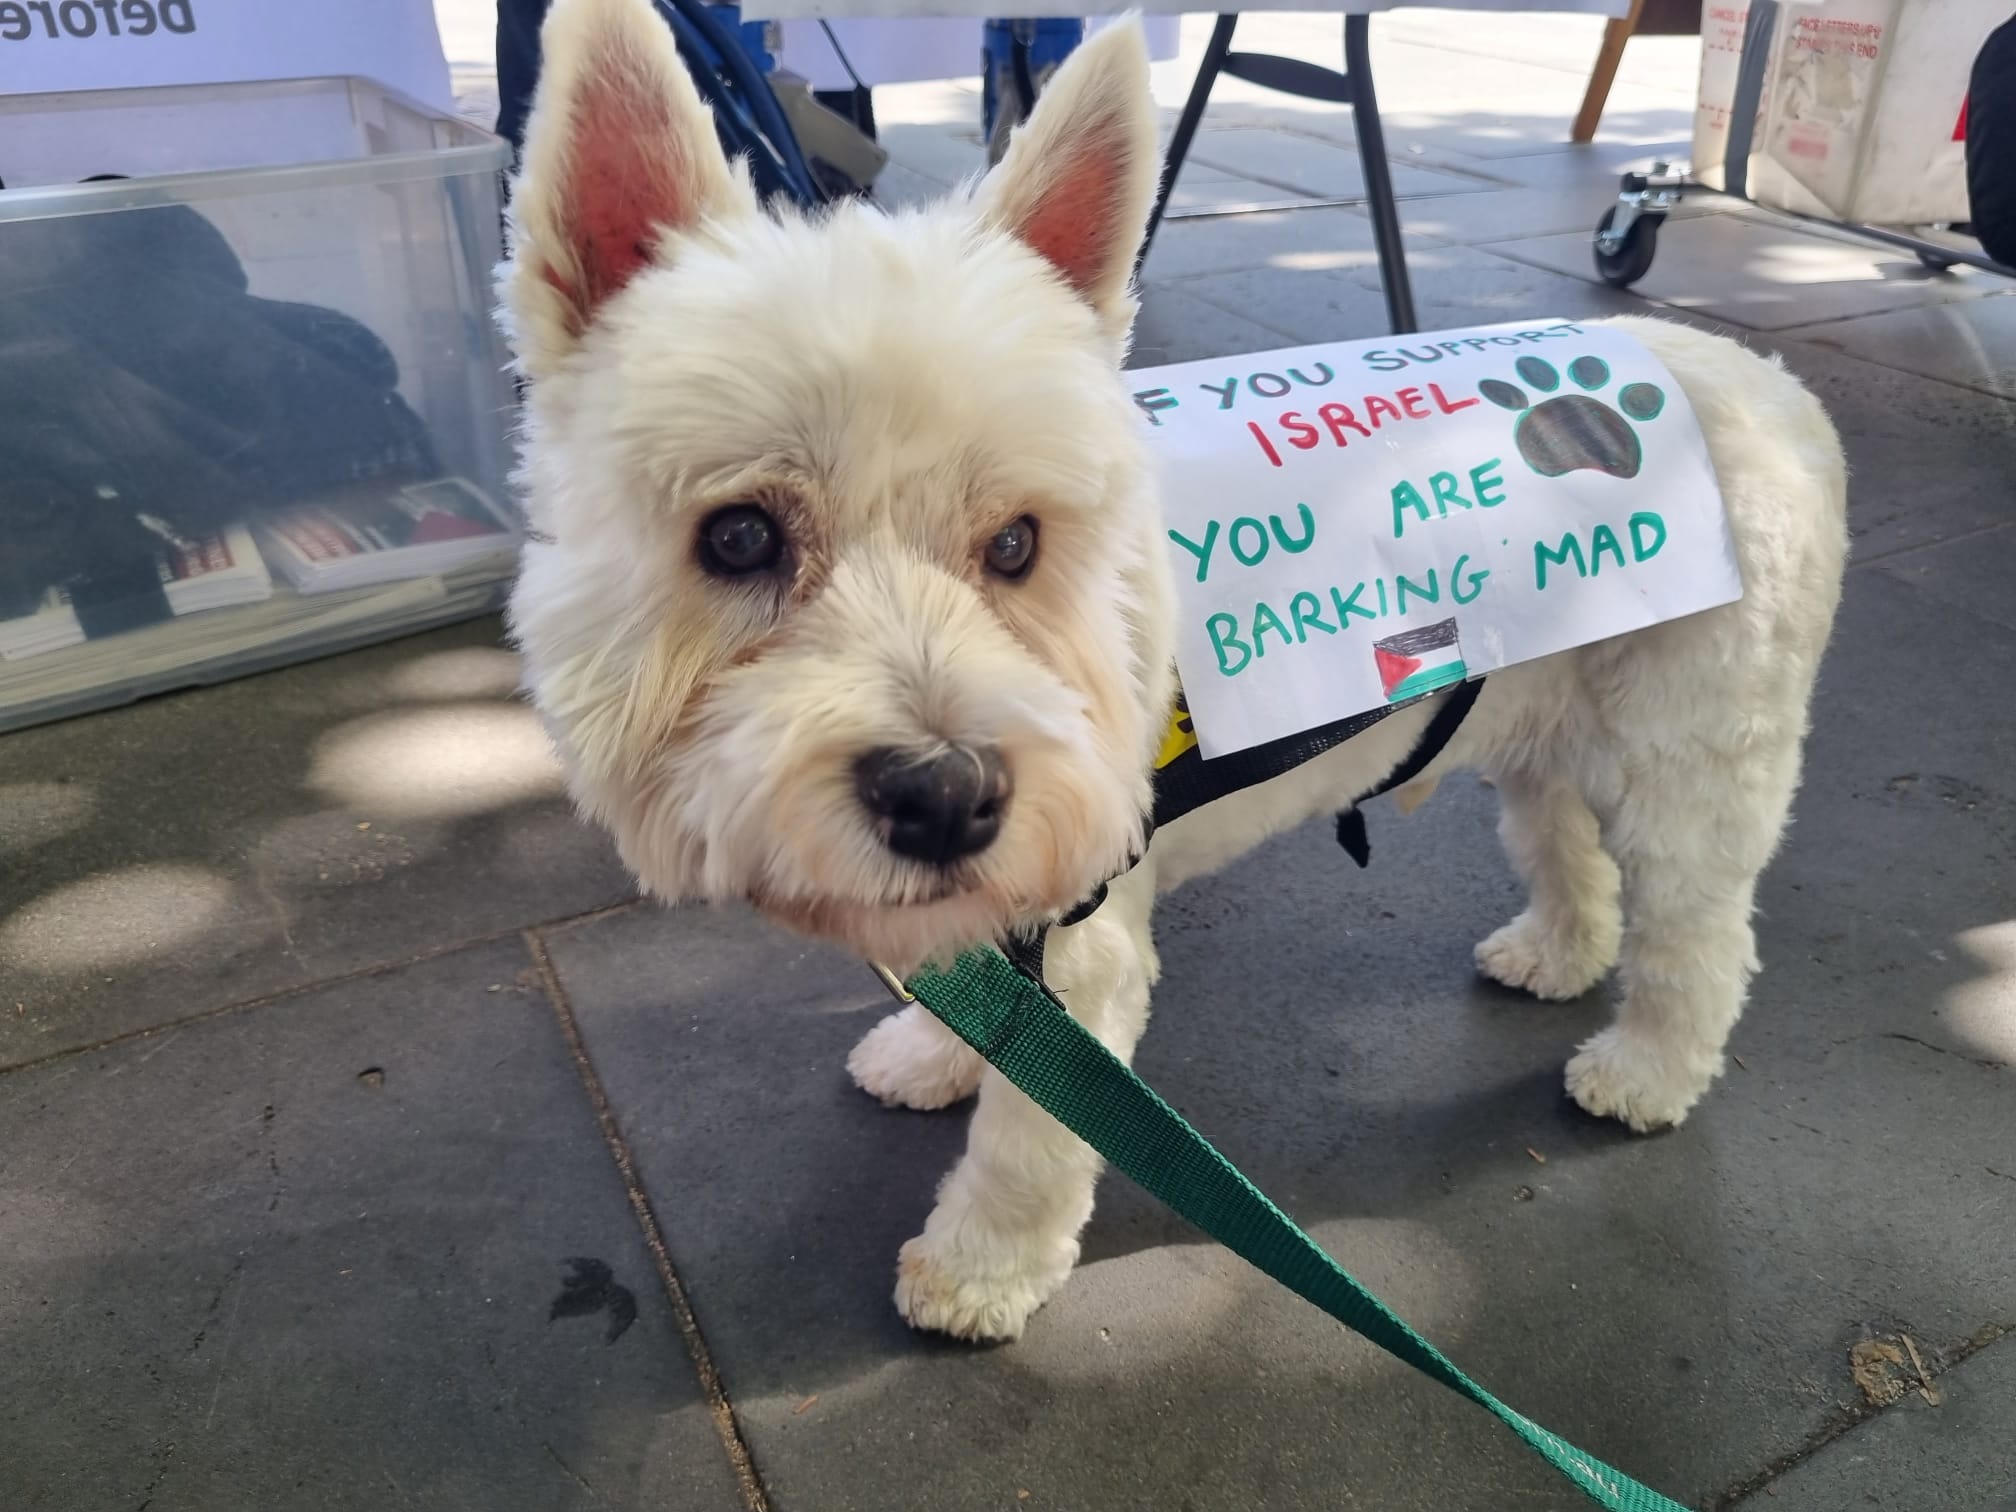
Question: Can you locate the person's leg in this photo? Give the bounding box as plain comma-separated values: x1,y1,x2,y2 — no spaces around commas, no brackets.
982,18,1084,164
496,0,556,152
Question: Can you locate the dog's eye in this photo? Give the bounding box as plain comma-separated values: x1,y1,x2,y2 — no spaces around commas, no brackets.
983,516,1038,579
699,504,783,576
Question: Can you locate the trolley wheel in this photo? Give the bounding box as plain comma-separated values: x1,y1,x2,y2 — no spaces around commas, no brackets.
1915,249,1959,273
1593,205,1660,288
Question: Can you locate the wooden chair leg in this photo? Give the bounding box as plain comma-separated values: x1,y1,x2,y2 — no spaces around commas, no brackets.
1571,0,1646,144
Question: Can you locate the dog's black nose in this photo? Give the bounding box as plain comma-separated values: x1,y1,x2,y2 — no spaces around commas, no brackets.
855,744,1010,865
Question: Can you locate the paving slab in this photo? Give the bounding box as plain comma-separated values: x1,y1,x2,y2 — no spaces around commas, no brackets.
1186,127,1494,202
1163,171,1315,214
1228,13,1696,158
0,938,744,1512
545,557,2016,1512
1781,294,2016,402
1132,283,1298,366
876,122,986,188
1166,239,1651,345
1873,525,2016,636
1366,102,1690,171
1485,212,2000,331
1727,329,2016,565
873,161,951,209
1457,140,1695,190
537,884,1580,1512
867,77,982,133
0,617,634,1071
1833,433,2016,567
1749,1334,2016,1511
1139,204,1391,282
1375,9,1697,101
1365,186,1660,248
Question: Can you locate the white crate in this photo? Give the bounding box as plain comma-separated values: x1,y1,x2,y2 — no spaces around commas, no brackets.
1693,0,2002,225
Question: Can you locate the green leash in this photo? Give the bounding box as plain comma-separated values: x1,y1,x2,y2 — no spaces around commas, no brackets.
886,945,1689,1512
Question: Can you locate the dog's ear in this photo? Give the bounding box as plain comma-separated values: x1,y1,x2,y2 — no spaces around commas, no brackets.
975,19,1160,345
500,0,750,380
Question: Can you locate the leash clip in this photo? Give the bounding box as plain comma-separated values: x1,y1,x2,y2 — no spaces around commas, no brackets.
868,961,914,1004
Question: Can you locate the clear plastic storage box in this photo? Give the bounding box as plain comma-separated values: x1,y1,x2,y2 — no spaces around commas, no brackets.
0,77,517,732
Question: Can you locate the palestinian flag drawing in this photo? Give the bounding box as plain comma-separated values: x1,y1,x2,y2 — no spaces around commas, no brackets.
1373,618,1467,702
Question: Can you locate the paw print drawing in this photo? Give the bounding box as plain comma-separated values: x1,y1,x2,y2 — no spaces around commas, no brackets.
1479,355,1666,480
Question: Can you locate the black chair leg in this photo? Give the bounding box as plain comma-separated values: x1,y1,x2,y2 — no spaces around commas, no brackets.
1136,14,1239,276
1134,13,1417,338
1345,15,1417,334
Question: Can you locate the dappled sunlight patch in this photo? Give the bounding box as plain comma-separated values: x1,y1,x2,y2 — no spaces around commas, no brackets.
870,78,987,131
1038,1216,1484,1378
0,863,236,973
383,646,526,703
1272,247,1383,272
1945,921,2016,1065
0,781,96,857
307,702,565,821
739,1356,941,1426
1739,237,1960,293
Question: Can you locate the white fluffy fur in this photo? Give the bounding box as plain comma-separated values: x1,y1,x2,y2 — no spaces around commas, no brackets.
502,0,1849,1342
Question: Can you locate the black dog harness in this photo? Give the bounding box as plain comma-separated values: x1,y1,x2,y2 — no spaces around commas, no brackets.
1058,675,1487,926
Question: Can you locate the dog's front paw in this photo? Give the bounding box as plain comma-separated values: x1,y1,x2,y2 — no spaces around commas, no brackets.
894,1230,1078,1343
1476,909,1618,1001
1565,1026,1713,1132
848,1005,984,1110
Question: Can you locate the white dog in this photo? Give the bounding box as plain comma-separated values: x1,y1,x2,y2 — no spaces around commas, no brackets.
501,0,1849,1341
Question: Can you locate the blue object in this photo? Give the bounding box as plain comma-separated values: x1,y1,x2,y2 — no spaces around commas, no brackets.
981,18,1084,142
496,0,822,205
652,0,821,205
704,4,778,75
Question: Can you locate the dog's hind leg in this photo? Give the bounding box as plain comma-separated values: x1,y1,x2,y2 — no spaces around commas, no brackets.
1475,767,1622,1001
1565,738,1803,1132
848,1003,985,1110
893,866,1158,1341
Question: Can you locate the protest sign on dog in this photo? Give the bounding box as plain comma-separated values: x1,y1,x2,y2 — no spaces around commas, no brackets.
1132,319,1742,758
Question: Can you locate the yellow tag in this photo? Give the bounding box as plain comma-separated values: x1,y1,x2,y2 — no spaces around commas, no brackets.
1393,776,1441,815
1155,700,1198,769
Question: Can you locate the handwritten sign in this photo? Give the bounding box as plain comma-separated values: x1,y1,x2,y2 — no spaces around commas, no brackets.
1130,319,1741,759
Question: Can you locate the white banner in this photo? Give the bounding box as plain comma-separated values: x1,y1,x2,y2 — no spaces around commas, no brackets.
771,14,1180,89
0,0,453,112
1131,320,1742,759
745,1,1629,23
